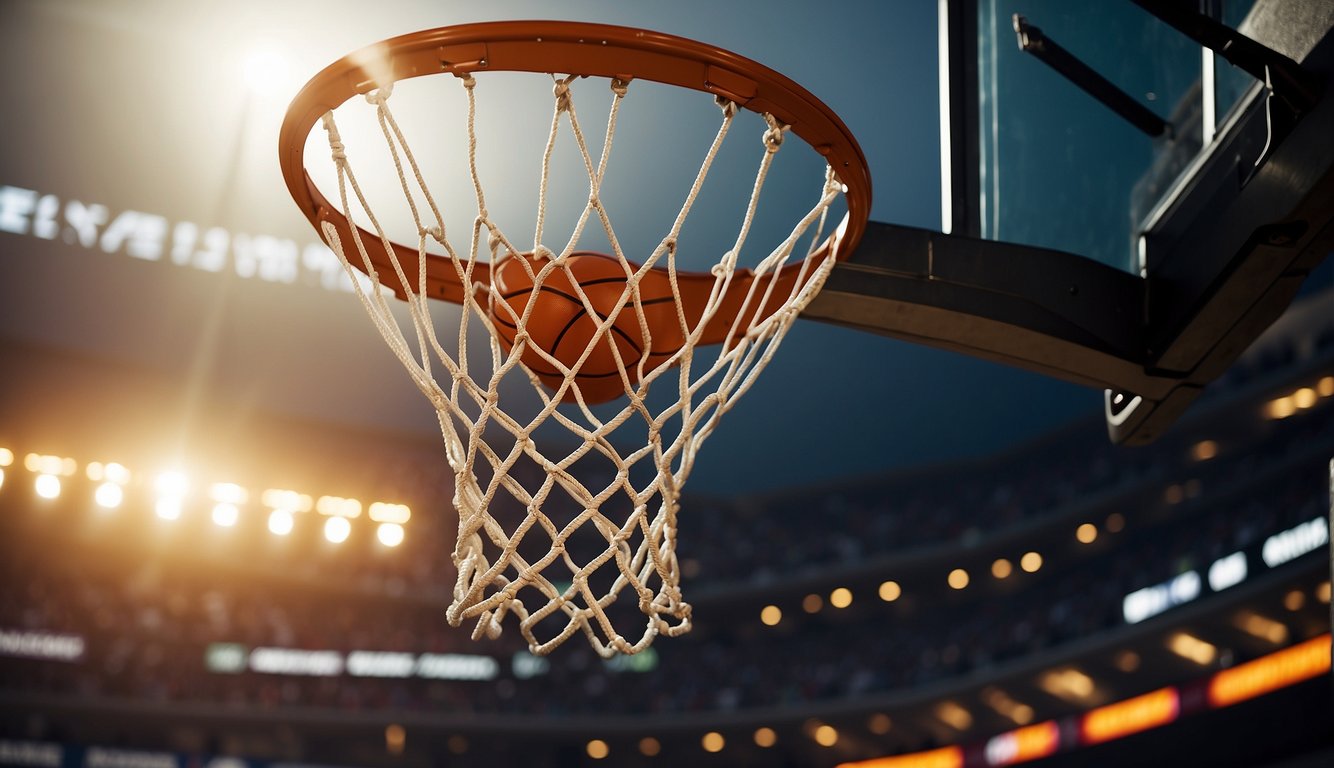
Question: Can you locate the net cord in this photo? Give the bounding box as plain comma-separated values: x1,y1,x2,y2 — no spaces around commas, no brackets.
316,73,840,656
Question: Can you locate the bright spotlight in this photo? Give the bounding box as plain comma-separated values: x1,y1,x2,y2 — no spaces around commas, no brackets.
156,499,182,520
268,509,295,536
325,516,351,543
212,503,239,527
94,482,124,509
0,447,12,467
35,474,61,499
377,522,404,547
242,44,292,97
156,471,189,498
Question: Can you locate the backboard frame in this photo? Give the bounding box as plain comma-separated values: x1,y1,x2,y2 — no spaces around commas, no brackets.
804,0,1333,446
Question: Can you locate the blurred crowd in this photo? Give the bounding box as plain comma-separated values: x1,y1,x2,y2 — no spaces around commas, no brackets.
2,329,1330,718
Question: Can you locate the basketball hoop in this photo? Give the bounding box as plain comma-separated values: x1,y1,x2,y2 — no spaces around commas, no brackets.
279,21,870,656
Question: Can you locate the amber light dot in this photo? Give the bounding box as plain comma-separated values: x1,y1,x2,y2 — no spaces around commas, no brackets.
802,594,823,613
753,727,777,748
1076,523,1098,543
639,737,661,757
1284,589,1306,611
830,587,853,609
878,581,901,602
701,732,725,753
1020,551,1043,573
760,605,782,626
867,713,892,735
948,568,970,589
586,740,609,759
991,558,1012,579
1105,513,1126,533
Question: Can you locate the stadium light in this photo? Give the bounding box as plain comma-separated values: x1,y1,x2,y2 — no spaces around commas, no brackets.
753,727,777,747
585,740,609,760
760,605,782,626
867,713,892,735
829,587,853,608
878,580,901,601
1115,650,1141,672
701,732,724,753
1039,667,1096,702
324,516,352,543
992,558,1013,579
94,481,123,509
369,502,411,524
377,522,404,547
1235,611,1288,645
813,725,838,747
1020,551,1043,573
802,594,822,613
155,471,189,520
268,509,295,536
948,568,970,589
263,488,313,512
317,495,362,518
0,447,12,466
1191,440,1218,461
935,701,973,731
242,43,293,98
1076,523,1098,543
638,737,661,757
35,473,61,499
212,503,239,527
1167,632,1217,665
384,724,406,756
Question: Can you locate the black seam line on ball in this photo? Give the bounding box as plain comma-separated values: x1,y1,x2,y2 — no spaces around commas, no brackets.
492,292,679,333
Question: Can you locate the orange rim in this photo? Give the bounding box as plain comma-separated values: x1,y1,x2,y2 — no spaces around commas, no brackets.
279,20,871,339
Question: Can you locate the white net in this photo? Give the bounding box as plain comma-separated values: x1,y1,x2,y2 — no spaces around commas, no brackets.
316,71,842,656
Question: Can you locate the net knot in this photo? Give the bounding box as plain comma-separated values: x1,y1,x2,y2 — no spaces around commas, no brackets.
762,113,787,153
459,73,477,89
364,83,394,106
319,114,347,162
711,249,738,277
553,75,576,112
714,95,739,118
610,77,630,97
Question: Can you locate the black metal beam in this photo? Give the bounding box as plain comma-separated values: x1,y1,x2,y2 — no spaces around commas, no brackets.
1012,14,1170,138
1131,0,1322,113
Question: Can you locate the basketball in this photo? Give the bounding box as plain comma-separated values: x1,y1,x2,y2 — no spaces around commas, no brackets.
489,251,647,403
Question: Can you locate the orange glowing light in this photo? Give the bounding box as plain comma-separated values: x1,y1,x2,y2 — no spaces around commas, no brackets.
1208,634,1331,708
836,746,963,768
1081,687,1178,745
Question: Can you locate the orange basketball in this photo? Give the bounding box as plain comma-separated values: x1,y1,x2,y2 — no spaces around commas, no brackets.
489,252,647,404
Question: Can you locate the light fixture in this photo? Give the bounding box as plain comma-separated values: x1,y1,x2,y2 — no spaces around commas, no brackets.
94,482,123,509
1168,632,1217,665
377,522,405,547
760,605,782,626
268,509,295,536
878,581,901,601
35,473,61,499
948,568,969,589
1020,551,1043,573
586,740,609,760
325,516,352,543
